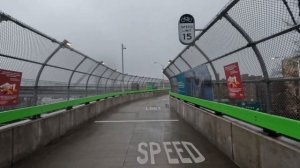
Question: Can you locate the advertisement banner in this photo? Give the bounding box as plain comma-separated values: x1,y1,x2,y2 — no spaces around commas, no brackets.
185,64,213,100
173,64,213,100
175,73,187,95
0,69,22,106
224,62,244,99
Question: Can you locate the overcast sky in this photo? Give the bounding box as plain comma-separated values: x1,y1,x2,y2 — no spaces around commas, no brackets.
1,0,228,79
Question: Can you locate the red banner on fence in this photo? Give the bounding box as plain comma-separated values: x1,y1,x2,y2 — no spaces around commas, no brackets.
0,69,22,106
224,62,244,99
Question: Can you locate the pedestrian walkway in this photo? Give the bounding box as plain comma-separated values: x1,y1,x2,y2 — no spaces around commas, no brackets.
14,95,238,168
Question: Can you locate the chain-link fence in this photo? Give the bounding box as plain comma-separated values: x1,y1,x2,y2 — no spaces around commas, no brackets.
164,0,300,120
0,12,167,112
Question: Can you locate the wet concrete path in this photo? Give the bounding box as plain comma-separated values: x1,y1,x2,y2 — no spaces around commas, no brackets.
13,95,238,168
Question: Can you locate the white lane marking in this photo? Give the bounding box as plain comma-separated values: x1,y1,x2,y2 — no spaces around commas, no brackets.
94,119,179,123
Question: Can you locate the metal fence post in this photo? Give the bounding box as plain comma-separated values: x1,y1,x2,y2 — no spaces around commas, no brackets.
166,68,176,77
104,70,116,93
67,57,87,100
141,77,148,89
34,40,70,88
33,40,69,106
85,62,102,96
112,73,122,92
193,45,218,80
128,75,138,90
126,75,134,90
96,67,109,94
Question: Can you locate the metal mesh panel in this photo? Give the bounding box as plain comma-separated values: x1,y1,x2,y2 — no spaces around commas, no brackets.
115,74,123,81
0,20,59,63
206,64,216,81
169,64,180,75
110,71,120,80
124,75,132,82
170,77,177,92
127,76,137,89
102,69,114,78
228,0,297,41
180,46,207,68
257,31,300,78
48,48,84,70
134,77,142,83
105,79,114,88
92,65,107,76
39,66,72,86
114,80,122,87
76,58,98,73
195,18,247,60
271,80,300,120
87,76,100,89
174,57,190,72
134,76,140,82
164,68,174,77
70,72,89,86
98,78,107,87
286,0,300,21
212,48,263,80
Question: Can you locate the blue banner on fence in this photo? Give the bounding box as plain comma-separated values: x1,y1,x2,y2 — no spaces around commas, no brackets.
173,64,213,100
175,73,187,95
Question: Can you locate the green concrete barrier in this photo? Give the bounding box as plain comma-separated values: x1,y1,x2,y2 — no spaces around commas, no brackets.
0,89,167,125
170,92,300,141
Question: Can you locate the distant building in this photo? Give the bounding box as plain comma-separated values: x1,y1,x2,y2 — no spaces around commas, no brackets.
272,57,300,119
282,58,300,77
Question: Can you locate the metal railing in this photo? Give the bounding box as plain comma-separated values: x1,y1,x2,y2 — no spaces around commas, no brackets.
164,0,300,120
0,89,167,125
170,92,300,141
0,12,167,111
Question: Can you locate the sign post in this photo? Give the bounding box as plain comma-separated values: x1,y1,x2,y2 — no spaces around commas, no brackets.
224,62,245,99
178,14,195,45
0,69,22,106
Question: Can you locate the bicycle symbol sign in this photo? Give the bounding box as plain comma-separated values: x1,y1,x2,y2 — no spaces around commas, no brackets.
178,14,195,45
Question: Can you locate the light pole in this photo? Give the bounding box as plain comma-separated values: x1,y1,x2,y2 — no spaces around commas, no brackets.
121,44,126,92
154,61,165,89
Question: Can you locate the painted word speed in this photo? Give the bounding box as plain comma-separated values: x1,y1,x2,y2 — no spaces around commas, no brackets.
137,141,205,165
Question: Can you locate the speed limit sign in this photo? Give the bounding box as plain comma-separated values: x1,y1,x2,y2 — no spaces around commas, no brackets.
178,14,195,45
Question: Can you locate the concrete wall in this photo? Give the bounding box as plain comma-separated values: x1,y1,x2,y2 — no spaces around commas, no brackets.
0,90,167,168
170,97,300,168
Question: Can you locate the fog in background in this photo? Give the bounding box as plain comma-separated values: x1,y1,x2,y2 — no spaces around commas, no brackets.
1,0,228,79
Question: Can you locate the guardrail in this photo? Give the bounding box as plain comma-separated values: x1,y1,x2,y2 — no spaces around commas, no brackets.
170,92,300,141
0,89,167,125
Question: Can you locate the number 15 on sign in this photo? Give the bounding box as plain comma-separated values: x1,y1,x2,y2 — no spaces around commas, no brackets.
182,33,192,41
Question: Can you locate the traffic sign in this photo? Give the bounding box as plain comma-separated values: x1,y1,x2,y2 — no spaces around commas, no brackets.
178,14,195,45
